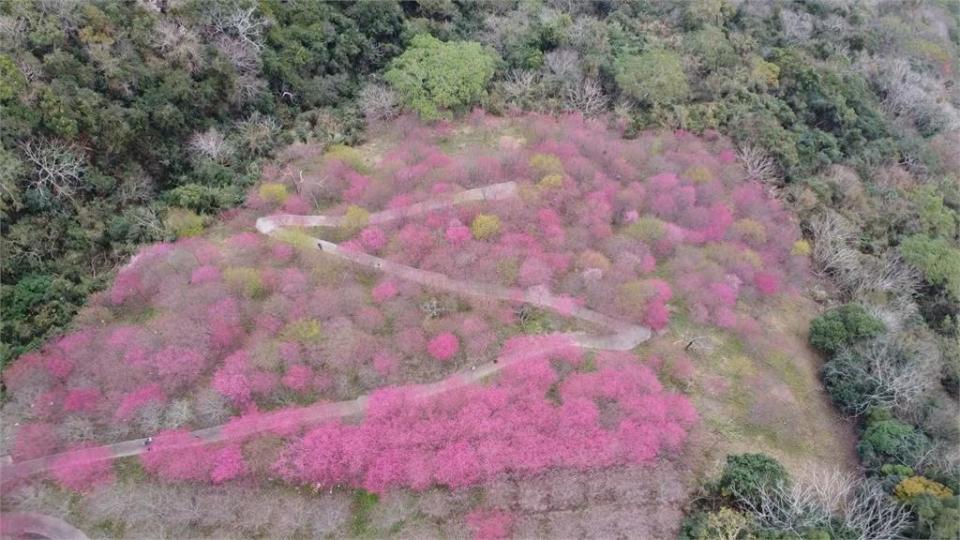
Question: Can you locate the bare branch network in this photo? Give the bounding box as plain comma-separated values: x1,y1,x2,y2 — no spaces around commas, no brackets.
20,139,86,203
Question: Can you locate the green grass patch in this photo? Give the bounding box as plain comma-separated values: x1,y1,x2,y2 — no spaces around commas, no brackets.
764,353,808,398
114,456,148,483
351,489,380,538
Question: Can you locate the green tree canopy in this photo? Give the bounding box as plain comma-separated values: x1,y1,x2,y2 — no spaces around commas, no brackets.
614,49,689,106
901,235,960,299
385,34,497,120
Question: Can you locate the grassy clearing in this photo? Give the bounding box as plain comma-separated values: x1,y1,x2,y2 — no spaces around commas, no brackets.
664,294,859,477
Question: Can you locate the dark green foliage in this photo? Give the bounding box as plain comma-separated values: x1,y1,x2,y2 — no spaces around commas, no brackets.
717,453,789,507
821,350,880,415
0,273,97,363
809,304,885,354
858,417,931,470
261,0,404,109
677,511,710,540
0,0,414,370
773,51,889,161
908,494,960,539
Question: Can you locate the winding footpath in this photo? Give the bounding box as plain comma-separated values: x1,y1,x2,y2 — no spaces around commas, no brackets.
0,512,89,540
0,181,650,489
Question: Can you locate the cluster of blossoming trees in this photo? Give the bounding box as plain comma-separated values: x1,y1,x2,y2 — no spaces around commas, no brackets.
2,115,806,529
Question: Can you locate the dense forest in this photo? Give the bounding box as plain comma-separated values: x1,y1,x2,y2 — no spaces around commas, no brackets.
1,0,958,538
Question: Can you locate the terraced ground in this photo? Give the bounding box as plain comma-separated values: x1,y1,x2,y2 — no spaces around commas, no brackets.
0,114,856,538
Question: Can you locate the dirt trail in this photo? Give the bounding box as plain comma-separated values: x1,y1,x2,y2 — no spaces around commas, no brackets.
0,512,89,540
0,182,650,487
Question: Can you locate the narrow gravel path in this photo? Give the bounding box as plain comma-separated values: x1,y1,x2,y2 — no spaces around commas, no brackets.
0,182,649,487
0,512,89,540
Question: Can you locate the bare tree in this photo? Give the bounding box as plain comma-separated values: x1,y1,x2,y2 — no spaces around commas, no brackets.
205,3,267,52
843,481,913,540
194,387,231,426
163,399,195,429
544,48,583,88
0,15,27,50
20,139,86,203
743,467,912,540
780,9,814,45
563,78,608,117
233,112,280,156
502,69,540,111
358,82,400,122
826,336,939,418
215,35,261,74
123,207,165,241
737,144,781,185
851,254,920,303
116,168,156,206
861,57,960,134
808,210,862,285
153,20,205,74
189,127,235,163
229,72,269,106
57,416,97,444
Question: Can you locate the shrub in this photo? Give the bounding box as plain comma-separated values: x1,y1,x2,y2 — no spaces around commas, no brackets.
732,218,767,245
274,229,317,250
703,508,749,540
259,183,288,204
210,445,247,484
385,34,497,120
809,304,885,354
791,239,812,256
681,509,753,540
166,183,228,213
822,337,937,417
152,346,206,386
615,49,690,106
273,359,696,493
684,165,713,183
910,494,960,540
912,185,957,238
901,234,960,298
50,445,115,492
717,453,788,507
753,272,780,295
165,208,204,238
281,319,324,344
858,418,930,470
223,267,264,298
12,422,58,462
372,280,398,303
895,476,954,501
427,332,459,361
537,173,564,190
280,364,311,392
471,214,501,240
359,227,387,251
342,205,370,234
325,144,368,172
624,216,666,242
115,384,166,422
821,351,880,415
528,153,564,175
140,429,214,482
